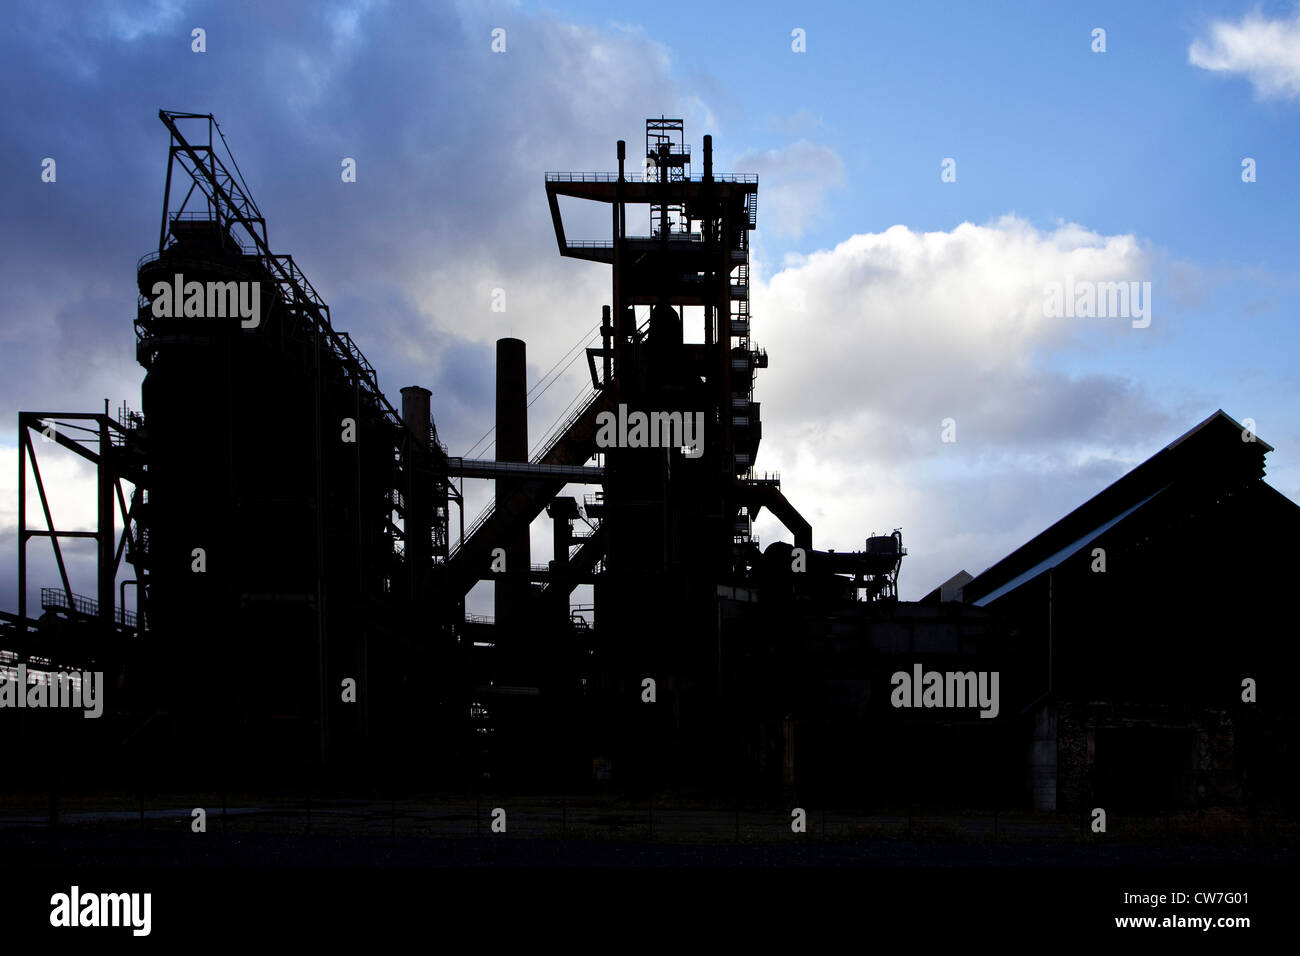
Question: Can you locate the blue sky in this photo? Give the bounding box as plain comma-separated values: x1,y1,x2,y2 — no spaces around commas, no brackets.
555,1,1298,253
1,0,1297,611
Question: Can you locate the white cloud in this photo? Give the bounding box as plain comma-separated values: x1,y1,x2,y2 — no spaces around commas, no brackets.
1189,10,1300,100
747,216,1182,597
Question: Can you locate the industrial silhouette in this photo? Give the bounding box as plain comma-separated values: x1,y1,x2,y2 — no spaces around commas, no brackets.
3,111,1297,819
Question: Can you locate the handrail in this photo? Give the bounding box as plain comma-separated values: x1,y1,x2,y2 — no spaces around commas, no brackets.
40,587,137,628
147,114,408,433
456,501,497,553
138,240,397,424
529,388,601,462
566,234,706,249
546,172,757,184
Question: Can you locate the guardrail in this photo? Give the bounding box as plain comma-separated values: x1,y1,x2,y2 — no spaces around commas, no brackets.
40,587,137,629
136,237,401,435
529,389,602,463
546,172,757,184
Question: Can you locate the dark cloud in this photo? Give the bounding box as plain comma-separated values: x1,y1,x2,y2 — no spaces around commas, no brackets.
0,2,1234,610
0,0,710,611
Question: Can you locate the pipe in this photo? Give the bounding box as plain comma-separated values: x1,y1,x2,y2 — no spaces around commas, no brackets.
495,338,529,624
400,385,432,449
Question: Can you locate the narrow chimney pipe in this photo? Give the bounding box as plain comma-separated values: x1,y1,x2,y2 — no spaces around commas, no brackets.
495,338,530,624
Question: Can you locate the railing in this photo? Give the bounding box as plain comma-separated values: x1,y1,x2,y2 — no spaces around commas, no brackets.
547,171,629,183
529,388,602,463
647,231,704,242
546,172,757,184
135,212,262,259
455,501,496,555
149,115,409,424
40,587,137,629
136,246,253,271
567,234,707,249
137,231,402,436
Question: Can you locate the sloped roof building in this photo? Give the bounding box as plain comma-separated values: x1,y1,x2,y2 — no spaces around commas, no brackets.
956,411,1300,810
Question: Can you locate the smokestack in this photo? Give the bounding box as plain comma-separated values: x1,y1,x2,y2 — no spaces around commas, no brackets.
399,385,434,601
496,338,529,624
400,385,432,449
703,134,712,182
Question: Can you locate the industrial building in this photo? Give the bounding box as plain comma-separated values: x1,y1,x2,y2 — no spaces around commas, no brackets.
950,410,1300,812
3,111,1296,814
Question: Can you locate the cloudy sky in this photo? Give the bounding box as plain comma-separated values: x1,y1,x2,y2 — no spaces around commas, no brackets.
2,0,1298,616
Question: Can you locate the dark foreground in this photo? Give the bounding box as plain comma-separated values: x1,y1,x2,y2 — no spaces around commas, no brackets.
1,797,1290,941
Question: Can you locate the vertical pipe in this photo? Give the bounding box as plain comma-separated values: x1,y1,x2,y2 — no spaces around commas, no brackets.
17,424,26,634
495,338,528,625
614,141,625,375
314,322,328,766
401,386,432,450
601,305,612,387
704,133,717,348
354,380,362,596
401,385,433,604
616,138,627,236
658,145,669,239
99,407,115,624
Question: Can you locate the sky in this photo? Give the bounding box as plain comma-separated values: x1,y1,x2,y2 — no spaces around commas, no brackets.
1,0,1298,616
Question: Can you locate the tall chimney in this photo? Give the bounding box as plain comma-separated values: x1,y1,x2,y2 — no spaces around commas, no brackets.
400,385,434,599
401,385,432,449
495,338,529,624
